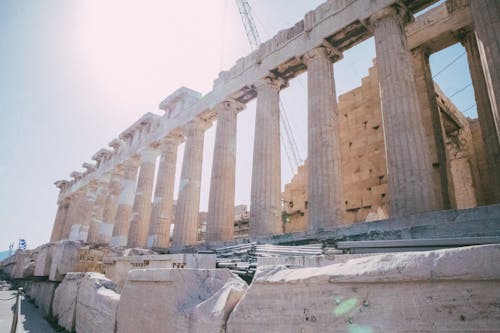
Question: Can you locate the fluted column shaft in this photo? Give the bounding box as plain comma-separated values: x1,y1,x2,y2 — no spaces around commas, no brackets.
470,0,500,152
50,198,70,242
111,160,139,247
61,192,83,239
206,100,244,242
148,137,182,249
172,119,210,248
127,149,158,248
87,175,110,244
370,7,439,217
99,167,124,244
304,47,343,231
72,183,98,242
250,77,284,237
462,32,500,202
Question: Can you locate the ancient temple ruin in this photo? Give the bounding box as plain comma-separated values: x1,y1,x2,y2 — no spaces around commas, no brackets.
3,0,499,331
48,0,499,250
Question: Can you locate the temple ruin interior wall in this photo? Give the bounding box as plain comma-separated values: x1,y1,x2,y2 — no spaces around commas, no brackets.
282,62,495,231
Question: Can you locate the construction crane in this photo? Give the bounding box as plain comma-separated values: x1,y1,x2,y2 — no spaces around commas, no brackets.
235,0,303,174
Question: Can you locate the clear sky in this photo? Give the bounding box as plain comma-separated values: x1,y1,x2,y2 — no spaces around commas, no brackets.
0,0,475,250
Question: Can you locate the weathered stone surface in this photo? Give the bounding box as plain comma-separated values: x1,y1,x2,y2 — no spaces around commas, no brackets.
189,277,247,333
49,240,82,281
227,245,500,332
28,281,58,318
117,268,245,332
104,253,216,291
35,243,55,277
53,272,86,331
75,273,119,333
12,250,36,279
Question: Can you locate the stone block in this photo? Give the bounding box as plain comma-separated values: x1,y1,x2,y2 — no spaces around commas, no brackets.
53,272,86,331
12,251,35,279
117,268,245,333
75,273,120,333
227,245,500,332
29,281,57,318
104,253,216,290
35,244,55,277
49,240,82,281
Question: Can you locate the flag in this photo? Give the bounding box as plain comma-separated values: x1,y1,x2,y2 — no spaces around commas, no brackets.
18,239,27,250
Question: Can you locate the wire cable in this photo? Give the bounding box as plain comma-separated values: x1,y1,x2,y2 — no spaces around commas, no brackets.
432,51,466,78
448,82,472,98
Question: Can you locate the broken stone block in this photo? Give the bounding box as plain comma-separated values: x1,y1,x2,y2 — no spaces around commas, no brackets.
189,277,247,333
227,245,500,332
52,272,86,331
117,268,246,333
75,273,119,333
49,240,82,281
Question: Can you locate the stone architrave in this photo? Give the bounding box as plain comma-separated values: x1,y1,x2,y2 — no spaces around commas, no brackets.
50,198,70,242
148,136,183,249
99,167,124,244
303,46,343,231
461,31,500,202
369,6,439,217
470,0,500,157
206,99,245,242
87,174,111,244
172,118,210,248
127,148,159,248
250,77,286,237
110,159,139,248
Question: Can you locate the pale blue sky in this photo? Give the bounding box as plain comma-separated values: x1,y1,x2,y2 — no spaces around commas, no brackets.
0,0,474,250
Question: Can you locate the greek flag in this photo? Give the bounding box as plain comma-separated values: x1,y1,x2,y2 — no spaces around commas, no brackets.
18,239,27,250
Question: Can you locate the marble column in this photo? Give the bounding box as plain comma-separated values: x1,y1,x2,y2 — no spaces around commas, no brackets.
470,0,500,152
250,77,285,237
87,174,111,244
462,31,500,203
110,159,139,248
50,198,70,242
303,46,342,231
206,99,245,242
127,149,159,248
172,118,210,248
61,191,83,240
411,48,449,209
71,182,98,242
370,6,439,217
99,167,124,244
148,136,182,249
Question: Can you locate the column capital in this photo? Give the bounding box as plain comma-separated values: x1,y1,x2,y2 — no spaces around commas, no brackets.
122,157,141,170
215,98,246,116
302,43,342,65
159,134,184,152
184,117,211,133
54,180,70,191
367,4,411,30
82,162,97,173
109,138,126,153
138,147,160,163
255,75,288,92
70,171,84,182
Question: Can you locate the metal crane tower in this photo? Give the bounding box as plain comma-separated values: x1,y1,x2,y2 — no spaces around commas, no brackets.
235,0,303,174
